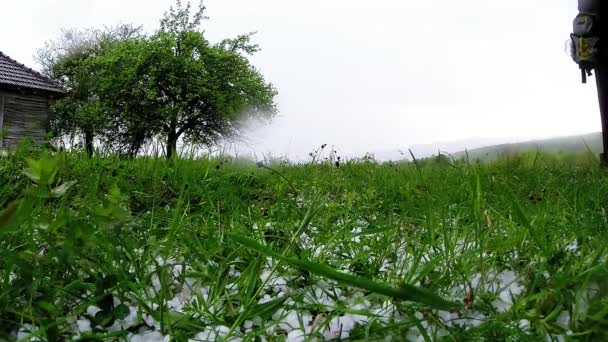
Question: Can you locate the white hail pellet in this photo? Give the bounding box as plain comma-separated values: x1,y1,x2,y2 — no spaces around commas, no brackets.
128,331,168,342
287,329,307,342
259,294,273,304
113,305,140,330
271,277,288,293
17,324,42,341
228,267,241,278
226,282,239,293
144,314,161,330
190,328,218,341
76,319,92,333
86,305,102,317
151,274,162,293
323,316,356,340
437,310,452,325
260,270,272,283
565,240,579,252
556,311,571,329
276,310,302,332
172,264,184,278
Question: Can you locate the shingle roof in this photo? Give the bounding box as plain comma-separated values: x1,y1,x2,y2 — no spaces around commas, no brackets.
0,51,65,94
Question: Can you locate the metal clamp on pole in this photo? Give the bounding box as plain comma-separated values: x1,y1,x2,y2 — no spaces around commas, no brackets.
570,15,600,84
582,67,592,84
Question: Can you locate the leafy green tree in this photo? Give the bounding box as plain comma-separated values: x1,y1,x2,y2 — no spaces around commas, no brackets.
92,0,277,158
83,39,157,157
36,25,143,157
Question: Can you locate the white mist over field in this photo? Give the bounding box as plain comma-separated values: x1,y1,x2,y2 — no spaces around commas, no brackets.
0,0,600,160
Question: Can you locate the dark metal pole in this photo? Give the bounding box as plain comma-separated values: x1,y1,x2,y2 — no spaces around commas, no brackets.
596,2,608,166
596,65,608,166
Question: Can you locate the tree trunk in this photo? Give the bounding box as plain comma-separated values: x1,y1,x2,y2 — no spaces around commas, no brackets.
166,130,178,159
84,130,94,158
166,118,180,159
166,136,177,159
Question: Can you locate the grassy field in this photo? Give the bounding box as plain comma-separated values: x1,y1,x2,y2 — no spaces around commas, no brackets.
1,148,607,341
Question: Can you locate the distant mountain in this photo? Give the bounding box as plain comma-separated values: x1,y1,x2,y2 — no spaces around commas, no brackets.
407,137,523,159
355,136,578,162
360,138,525,161
450,133,602,161
244,133,603,163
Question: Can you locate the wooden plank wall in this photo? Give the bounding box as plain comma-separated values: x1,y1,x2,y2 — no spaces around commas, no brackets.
0,94,4,149
0,91,50,149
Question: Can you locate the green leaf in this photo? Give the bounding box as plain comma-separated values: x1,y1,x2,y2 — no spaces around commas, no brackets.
23,169,41,183
108,183,123,205
74,331,127,341
113,303,130,320
36,300,58,315
94,310,115,327
167,312,206,332
504,186,549,255
228,233,458,311
23,156,58,186
239,256,263,301
247,296,289,321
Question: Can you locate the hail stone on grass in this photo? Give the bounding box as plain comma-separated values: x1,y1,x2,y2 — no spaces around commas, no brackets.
172,264,184,278
437,310,452,325
108,305,140,332
273,310,302,333
323,316,356,340
190,325,239,342
228,266,241,278
272,277,288,293
492,271,525,313
168,294,186,312
406,327,424,342
287,329,307,342
349,303,371,324
576,282,601,315
17,324,42,341
151,274,162,293
556,311,571,329
259,294,273,304
128,331,169,342
260,270,273,283
86,305,102,317
144,314,161,330
76,319,92,333
565,240,579,252
226,282,239,293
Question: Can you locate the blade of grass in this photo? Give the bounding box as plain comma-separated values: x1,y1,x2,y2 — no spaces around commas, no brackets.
228,233,458,311
504,186,549,256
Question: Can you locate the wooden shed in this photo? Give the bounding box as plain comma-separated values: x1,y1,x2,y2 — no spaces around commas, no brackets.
0,51,65,149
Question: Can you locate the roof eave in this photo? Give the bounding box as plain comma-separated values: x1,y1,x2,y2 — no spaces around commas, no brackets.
0,83,67,98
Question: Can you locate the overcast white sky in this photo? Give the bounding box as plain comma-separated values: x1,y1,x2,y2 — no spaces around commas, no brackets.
0,0,599,159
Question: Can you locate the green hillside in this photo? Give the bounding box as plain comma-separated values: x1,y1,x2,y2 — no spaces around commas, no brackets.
453,133,603,162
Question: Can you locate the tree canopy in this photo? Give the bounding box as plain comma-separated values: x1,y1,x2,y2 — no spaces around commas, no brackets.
37,24,144,157
39,0,277,158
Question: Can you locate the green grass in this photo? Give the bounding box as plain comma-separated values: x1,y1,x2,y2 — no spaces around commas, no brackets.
1,147,607,341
